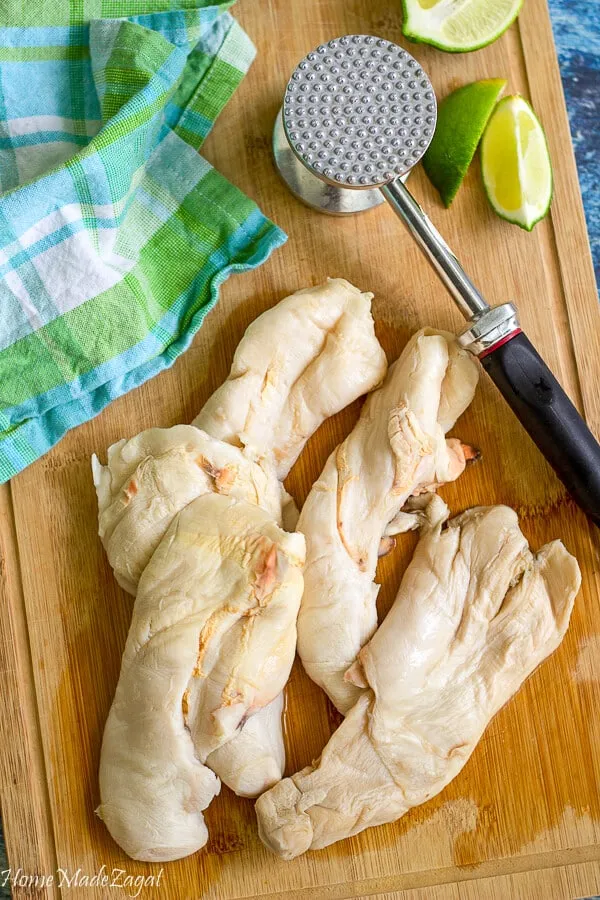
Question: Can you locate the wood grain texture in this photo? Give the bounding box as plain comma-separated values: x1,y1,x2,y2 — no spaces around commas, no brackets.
0,485,58,898
0,0,599,897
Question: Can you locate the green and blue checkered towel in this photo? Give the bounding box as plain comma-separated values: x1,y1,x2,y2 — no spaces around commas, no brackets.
0,0,286,482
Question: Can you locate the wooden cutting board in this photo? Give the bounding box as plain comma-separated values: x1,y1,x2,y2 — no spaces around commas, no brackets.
1,0,599,897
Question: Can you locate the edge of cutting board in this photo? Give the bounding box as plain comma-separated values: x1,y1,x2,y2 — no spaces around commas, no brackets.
0,0,598,897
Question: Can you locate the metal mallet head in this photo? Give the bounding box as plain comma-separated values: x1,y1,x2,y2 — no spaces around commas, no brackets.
273,35,436,214
285,35,436,187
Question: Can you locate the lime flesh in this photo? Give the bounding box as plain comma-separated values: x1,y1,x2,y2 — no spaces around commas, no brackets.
402,0,523,53
422,78,506,207
480,95,553,230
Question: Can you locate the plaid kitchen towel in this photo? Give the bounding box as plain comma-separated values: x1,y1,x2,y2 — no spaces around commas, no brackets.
0,0,286,482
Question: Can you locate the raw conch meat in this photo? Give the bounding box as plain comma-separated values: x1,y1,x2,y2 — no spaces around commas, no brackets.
296,328,479,713
93,278,386,598
92,426,283,596
100,494,304,861
95,279,387,858
256,496,581,859
194,279,388,479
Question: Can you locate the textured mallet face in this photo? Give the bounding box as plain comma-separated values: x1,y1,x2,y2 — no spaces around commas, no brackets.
283,35,437,189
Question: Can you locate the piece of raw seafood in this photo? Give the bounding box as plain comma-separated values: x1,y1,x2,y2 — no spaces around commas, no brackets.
99,495,304,861
95,279,387,855
193,280,384,797
256,496,581,859
93,279,386,598
297,329,479,713
92,426,283,596
206,692,285,799
194,278,387,479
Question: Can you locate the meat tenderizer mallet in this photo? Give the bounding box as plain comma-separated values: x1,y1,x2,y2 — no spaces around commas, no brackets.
273,34,600,527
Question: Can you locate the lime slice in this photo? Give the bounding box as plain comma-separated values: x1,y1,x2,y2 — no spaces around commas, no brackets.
480,95,553,230
402,0,523,53
422,78,506,207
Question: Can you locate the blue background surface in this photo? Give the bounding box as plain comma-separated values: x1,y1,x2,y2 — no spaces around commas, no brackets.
0,1,597,895
550,0,599,292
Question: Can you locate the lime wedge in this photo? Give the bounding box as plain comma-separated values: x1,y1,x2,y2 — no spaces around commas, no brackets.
402,0,523,53
480,95,553,230
422,78,506,207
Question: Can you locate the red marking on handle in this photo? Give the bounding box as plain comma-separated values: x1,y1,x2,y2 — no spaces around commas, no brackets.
478,328,522,359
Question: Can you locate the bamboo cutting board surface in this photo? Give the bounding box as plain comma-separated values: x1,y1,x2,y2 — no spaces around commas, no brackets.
1,0,599,897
